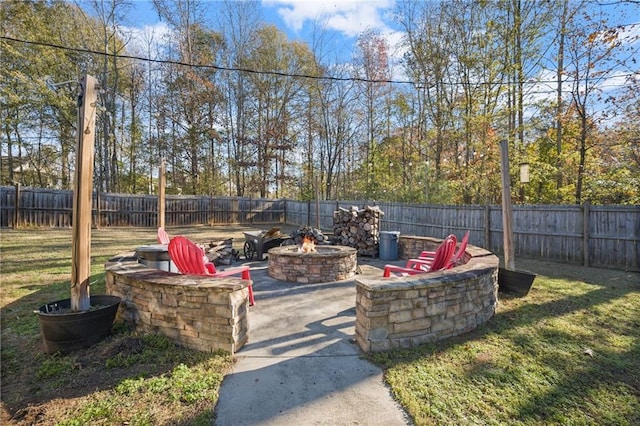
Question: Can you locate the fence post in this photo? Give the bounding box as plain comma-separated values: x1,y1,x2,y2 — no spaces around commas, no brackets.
13,183,20,229
249,197,253,225
158,159,166,228
232,197,239,224
283,199,287,224
95,191,101,229
315,176,320,229
582,200,590,267
484,204,491,250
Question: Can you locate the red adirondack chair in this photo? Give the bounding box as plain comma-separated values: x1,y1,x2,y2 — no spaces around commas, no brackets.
168,236,254,306
157,227,170,245
412,230,470,270
383,234,457,278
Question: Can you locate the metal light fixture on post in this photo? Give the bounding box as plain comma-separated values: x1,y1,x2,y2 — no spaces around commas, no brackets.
519,162,530,203
520,162,530,184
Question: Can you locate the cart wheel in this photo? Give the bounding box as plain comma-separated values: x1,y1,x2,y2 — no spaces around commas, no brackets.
244,241,256,260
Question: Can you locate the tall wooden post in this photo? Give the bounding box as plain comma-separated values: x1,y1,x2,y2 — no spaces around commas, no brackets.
582,200,590,267
158,158,166,229
71,74,98,312
315,175,320,229
500,139,515,271
13,182,20,229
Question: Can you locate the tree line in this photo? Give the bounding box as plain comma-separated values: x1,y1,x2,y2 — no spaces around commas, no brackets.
1,0,638,205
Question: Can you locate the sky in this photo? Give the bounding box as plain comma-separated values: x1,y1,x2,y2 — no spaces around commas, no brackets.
126,0,400,39
117,0,404,64
262,0,397,38
114,0,639,74
79,0,639,120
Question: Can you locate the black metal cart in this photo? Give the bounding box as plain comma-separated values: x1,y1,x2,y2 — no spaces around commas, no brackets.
242,230,293,261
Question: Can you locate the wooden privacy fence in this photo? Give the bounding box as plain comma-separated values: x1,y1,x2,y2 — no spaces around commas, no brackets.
271,199,639,272
1,185,638,272
1,186,285,228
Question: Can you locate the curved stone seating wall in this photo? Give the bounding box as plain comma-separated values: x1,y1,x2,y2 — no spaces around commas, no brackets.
355,237,499,352
105,253,251,354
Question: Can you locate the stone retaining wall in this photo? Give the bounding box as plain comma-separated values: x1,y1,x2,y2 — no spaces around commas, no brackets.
355,238,499,352
105,253,251,354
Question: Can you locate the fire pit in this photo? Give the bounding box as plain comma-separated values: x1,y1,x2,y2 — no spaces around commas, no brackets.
268,245,357,283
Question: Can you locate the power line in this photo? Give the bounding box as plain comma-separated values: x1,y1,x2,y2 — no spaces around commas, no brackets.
1,35,413,85
1,35,637,88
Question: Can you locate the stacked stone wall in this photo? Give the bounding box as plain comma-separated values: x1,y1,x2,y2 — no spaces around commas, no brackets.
355,239,498,352
105,253,250,354
267,246,357,283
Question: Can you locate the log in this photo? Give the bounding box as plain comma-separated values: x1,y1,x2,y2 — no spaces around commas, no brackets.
332,205,384,256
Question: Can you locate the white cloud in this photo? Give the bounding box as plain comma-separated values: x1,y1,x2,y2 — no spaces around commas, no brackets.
262,0,407,79
263,0,395,38
120,22,172,57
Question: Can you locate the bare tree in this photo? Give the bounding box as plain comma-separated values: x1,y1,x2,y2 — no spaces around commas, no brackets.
354,28,392,195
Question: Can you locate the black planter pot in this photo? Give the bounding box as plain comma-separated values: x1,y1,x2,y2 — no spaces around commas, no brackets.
37,295,121,355
498,268,537,297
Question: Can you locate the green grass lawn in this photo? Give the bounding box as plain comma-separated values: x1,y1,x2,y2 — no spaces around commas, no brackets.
1,227,639,425
369,259,640,425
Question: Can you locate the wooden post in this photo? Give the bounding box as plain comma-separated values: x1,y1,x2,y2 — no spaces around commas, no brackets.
95,191,101,229
484,203,491,250
583,200,590,267
13,182,20,229
283,198,287,224
315,175,320,229
71,74,98,312
232,197,239,224
500,139,515,271
158,158,166,229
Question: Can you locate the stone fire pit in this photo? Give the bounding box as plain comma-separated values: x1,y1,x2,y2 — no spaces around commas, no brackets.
267,245,357,283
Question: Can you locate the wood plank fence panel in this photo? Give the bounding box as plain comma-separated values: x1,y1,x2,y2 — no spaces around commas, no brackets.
589,205,639,270
98,193,158,227
208,197,231,224
0,187,12,227
237,198,285,224
318,201,338,229
511,205,583,264
282,200,306,227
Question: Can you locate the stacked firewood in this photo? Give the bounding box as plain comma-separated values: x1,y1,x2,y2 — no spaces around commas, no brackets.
204,238,239,265
291,226,327,245
332,206,384,256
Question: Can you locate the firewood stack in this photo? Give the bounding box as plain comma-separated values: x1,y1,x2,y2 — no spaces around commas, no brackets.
290,226,327,245
332,205,384,256
204,238,239,265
